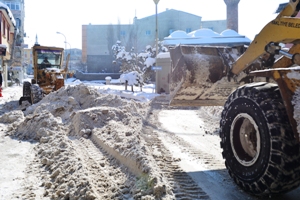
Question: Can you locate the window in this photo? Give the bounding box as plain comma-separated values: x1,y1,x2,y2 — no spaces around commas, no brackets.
3,19,5,37
7,25,9,41
16,18,21,28
146,30,151,35
5,2,20,10
120,30,126,36
186,28,192,33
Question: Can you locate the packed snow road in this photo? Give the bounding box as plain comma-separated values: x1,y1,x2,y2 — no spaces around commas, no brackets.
152,100,300,200
1,84,300,199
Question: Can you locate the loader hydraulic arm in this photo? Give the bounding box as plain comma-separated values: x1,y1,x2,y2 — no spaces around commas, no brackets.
231,0,300,75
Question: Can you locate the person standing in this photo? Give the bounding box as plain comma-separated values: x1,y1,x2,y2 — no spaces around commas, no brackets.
0,70,2,97
0,70,2,87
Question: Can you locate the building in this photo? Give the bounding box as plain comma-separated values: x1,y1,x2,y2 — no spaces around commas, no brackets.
64,48,83,72
82,9,226,73
0,2,16,87
82,24,133,73
22,47,32,74
0,0,25,87
1,0,25,66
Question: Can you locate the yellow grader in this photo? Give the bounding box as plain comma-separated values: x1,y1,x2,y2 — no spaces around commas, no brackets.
19,44,69,105
168,0,300,196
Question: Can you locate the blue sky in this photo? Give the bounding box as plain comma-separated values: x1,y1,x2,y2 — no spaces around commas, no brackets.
24,0,287,49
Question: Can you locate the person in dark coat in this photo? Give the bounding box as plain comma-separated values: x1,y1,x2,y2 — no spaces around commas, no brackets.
0,71,2,87
0,70,2,97
41,57,51,69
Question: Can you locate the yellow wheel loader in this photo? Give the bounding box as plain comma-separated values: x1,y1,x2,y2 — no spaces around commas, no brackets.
168,0,300,196
19,44,69,105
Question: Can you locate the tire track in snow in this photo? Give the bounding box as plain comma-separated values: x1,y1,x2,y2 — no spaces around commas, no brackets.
142,126,210,199
158,109,225,170
73,137,135,199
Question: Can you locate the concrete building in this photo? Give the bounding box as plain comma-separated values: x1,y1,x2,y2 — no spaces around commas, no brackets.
65,48,83,72
82,9,226,73
0,0,25,87
0,2,16,87
1,0,25,65
82,24,133,73
23,47,32,74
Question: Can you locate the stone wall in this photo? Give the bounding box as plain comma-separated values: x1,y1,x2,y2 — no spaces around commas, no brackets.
75,71,121,81
87,55,116,73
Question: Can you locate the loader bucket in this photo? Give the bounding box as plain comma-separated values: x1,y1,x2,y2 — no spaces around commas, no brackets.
169,45,245,106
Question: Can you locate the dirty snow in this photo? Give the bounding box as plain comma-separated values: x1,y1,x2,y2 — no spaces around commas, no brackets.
5,74,298,199
1,81,166,199
293,87,300,135
0,79,178,199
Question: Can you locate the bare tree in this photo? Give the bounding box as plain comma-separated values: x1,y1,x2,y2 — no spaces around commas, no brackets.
116,18,123,44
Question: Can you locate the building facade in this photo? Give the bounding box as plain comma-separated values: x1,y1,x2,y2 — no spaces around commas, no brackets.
23,47,31,74
64,48,83,72
1,0,25,67
0,2,16,87
82,9,226,73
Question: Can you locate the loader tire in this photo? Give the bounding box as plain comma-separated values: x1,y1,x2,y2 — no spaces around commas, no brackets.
220,82,300,196
23,81,31,97
31,84,43,104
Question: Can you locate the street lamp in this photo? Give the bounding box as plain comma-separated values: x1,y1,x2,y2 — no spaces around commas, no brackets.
153,0,160,94
56,31,69,66
65,41,72,70
56,31,67,51
153,0,160,57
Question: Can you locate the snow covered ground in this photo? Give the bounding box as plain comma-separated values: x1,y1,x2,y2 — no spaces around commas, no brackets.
0,77,178,199
65,77,162,103
2,76,300,199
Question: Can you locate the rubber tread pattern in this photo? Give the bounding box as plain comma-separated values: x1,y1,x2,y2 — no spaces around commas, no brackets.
31,84,43,104
219,82,300,196
23,81,31,97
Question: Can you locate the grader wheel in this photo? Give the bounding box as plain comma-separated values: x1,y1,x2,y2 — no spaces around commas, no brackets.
30,84,43,104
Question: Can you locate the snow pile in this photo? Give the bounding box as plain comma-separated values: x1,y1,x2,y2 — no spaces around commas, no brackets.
293,87,300,134
0,85,22,115
200,106,223,119
197,106,223,135
0,110,24,132
5,84,170,199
